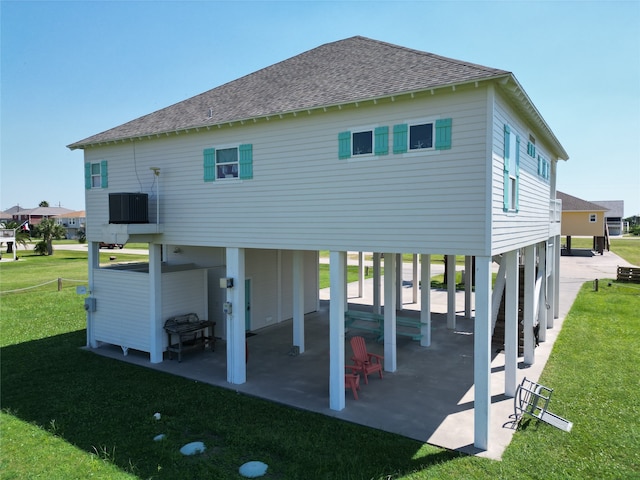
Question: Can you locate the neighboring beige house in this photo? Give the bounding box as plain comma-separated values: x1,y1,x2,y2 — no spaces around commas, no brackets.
557,191,607,253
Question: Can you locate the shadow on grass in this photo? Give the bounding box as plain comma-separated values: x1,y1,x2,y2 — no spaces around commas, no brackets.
1,332,466,479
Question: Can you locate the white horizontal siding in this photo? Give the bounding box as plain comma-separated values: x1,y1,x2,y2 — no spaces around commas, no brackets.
93,269,150,351
84,85,490,256
491,90,555,254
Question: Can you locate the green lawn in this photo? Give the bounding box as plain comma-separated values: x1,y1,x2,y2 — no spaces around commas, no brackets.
1,251,639,479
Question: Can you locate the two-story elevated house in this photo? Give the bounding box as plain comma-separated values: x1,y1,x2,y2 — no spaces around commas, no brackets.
68,36,567,451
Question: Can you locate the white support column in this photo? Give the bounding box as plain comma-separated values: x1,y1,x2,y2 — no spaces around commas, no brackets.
474,255,492,451
343,252,348,302
447,254,456,330
491,259,507,332
547,239,556,329
226,247,247,384
358,251,364,298
553,234,561,321
86,242,99,348
395,253,403,310
373,253,381,314
293,250,305,353
384,252,397,372
420,254,431,347
538,242,547,342
329,251,346,411
523,244,536,365
412,254,419,304
504,249,519,397
465,256,473,319
149,243,163,363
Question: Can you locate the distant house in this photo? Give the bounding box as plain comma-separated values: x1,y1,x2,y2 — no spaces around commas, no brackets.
556,191,607,253
591,200,624,236
68,36,569,451
54,210,86,239
3,205,74,227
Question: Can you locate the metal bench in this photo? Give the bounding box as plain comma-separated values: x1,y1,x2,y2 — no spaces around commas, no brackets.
514,377,573,432
164,313,215,362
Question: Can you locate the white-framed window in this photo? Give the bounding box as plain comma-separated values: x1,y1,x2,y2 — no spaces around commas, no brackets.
203,144,253,182
352,130,373,156
338,126,388,159
409,122,434,150
85,160,108,190
589,214,597,223
91,163,101,187
216,147,239,179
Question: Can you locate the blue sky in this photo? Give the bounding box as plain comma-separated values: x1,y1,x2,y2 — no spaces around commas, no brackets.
2,1,639,216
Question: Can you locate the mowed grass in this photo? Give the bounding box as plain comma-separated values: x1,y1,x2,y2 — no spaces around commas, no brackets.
1,251,639,478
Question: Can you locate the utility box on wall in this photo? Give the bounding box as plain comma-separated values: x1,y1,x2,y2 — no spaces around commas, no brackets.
109,193,149,224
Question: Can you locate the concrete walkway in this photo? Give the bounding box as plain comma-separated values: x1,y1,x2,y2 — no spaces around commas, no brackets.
89,248,632,460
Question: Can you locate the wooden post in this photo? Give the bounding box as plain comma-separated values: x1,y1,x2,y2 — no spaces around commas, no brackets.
58,278,62,291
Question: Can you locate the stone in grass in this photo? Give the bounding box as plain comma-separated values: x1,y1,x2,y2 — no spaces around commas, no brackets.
179,441,206,455
153,434,166,441
239,461,268,478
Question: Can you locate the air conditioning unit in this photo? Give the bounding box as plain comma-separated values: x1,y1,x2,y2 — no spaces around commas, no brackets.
109,193,149,224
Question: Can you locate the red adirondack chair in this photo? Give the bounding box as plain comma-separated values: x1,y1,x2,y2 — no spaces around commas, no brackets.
349,336,383,384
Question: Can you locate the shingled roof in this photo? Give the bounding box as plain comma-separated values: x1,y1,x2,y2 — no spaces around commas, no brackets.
557,191,607,212
68,36,568,160
68,36,511,149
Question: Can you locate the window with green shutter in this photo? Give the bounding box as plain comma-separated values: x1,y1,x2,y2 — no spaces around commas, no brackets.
204,144,253,181
393,118,452,153
503,124,511,211
85,161,108,190
503,124,520,212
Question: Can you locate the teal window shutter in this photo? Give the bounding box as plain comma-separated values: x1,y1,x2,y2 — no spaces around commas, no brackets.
203,148,216,182
538,155,542,176
338,131,351,159
515,136,520,212
84,163,92,190
100,160,108,188
374,126,389,155
435,118,452,150
239,144,253,180
503,125,510,211
393,124,407,154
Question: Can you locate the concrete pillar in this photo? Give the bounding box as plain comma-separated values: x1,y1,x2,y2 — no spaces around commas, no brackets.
149,243,163,363
523,244,536,365
447,254,456,329
420,254,431,347
412,254,419,304
396,253,403,310
329,251,346,411
86,242,100,348
293,250,305,353
538,242,547,342
474,255,492,450
384,252,397,372
464,256,473,319
373,252,381,314
226,247,247,384
553,234,561,321
358,251,364,298
505,249,519,397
